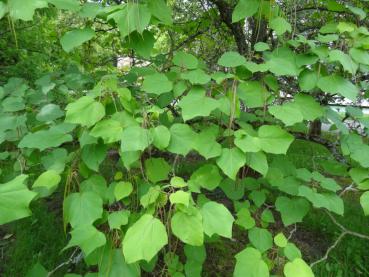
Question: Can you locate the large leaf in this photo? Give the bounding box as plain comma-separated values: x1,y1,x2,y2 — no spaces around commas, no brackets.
81,142,107,171
65,96,105,127
201,201,234,238
147,0,172,25
60,28,95,52
167,124,196,155
233,247,269,277
173,51,198,69
19,124,74,151
284,258,314,277
171,209,204,246
122,214,168,263
237,81,270,108
64,191,103,228
216,148,246,180
360,191,369,216
8,0,47,21
32,170,61,198
317,75,359,101
121,126,152,152
258,125,295,154
178,87,219,121
248,227,273,253
232,0,260,23
48,0,81,11
0,175,37,225
65,225,106,256
275,196,310,226
270,17,292,35
144,158,171,183
188,164,222,191
90,119,123,143
217,51,246,67
142,73,173,95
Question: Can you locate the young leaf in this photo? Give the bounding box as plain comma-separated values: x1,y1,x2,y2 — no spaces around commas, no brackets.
142,73,173,95
145,158,171,183
232,0,260,23
248,227,273,253
218,51,246,67
122,214,168,263
60,28,95,52
121,126,152,152
167,124,196,156
216,148,246,180
284,258,314,277
65,96,105,127
275,196,310,226
171,210,204,246
32,170,61,198
201,201,234,238
233,247,269,277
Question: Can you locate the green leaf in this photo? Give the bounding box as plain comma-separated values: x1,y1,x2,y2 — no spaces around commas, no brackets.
294,94,324,120
201,201,234,238
284,243,302,261
90,119,123,143
270,17,292,35
266,47,300,76
360,191,369,216
173,51,198,69
254,42,270,52
108,210,130,229
32,170,61,198
65,96,105,127
246,152,268,176
298,186,344,215
81,143,107,172
0,175,37,225
114,182,133,201
60,28,95,52
148,0,173,25
19,124,74,151
36,104,64,122
328,49,358,75
80,175,107,202
41,148,68,173
232,0,260,23
284,258,314,277
274,232,288,247
123,214,168,263
167,124,196,156
179,87,219,121
110,3,151,37
234,247,269,277
171,209,204,246
170,176,187,188
142,73,173,95
169,191,190,206
121,126,152,152
145,158,171,183
8,0,47,21
181,69,211,85
235,208,255,230
349,48,369,66
216,148,246,180
64,192,103,228
188,164,222,192
65,225,106,256
0,2,7,20
194,125,222,160
249,190,266,207
126,31,155,59
151,125,171,149
317,75,359,101
347,5,366,20
237,81,269,108
275,196,310,226
218,51,246,67
140,186,161,208
269,103,303,126
248,227,273,253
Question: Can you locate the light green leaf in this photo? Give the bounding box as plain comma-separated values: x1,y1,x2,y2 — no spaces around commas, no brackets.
0,175,37,225
266,47,300,76
237,81,269,108
274,232,288,247
328,49,358,74
64,191,103,228
142,73,173,95
60,28,95,52
65,225,106,256
218,51,246,67
246,152,268,176
284,258,314,277
80,175,107,202
0,2,7,19
108,210,130,229
151,125,171,149
48,0,80,11
248,227,273,253
216,148,246,180
201,201,234,238
170,176,187,188
284,243,302,261
254,42,270,52
171,209,204,246
140,186,161,208
275,196,310,226
123,214,168,263
232,0,260,23
126,30,155,59
347,5,366,20
114,182,133,201
270,17,292,35
269,103,303,126
167,124,196,156
169,190,190,206
294,94,324,120
32,170,61,198
179,87,219,121
65,96,105,127
188,164,222,192
234,247,269,277
258,125,295,154
90,119,123,143
145,158,171,183
360,191,369,216
36,104,64,122
349,48,369,65
317,75,359,101
148,0,172,25
235,208,255,230
19,124,74,151
121,126,152,152
41,148,68,173
173,51,198,69
8,0,47,21
181,69,211,85
194,125,222,160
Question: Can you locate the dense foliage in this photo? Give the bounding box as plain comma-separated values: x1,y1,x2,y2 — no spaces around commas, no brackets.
0,0,369,276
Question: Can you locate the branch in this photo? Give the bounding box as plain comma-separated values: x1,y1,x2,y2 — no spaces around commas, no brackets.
310,211,369,268
47,248,82,276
